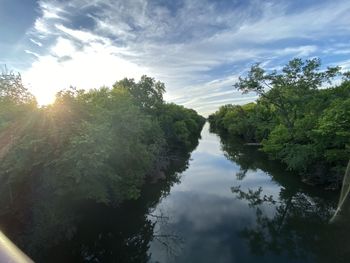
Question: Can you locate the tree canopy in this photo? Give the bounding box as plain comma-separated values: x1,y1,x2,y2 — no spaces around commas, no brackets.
0,73,205,209
209,58,350,188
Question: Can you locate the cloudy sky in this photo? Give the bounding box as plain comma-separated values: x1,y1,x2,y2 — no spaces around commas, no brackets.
1,0,350,115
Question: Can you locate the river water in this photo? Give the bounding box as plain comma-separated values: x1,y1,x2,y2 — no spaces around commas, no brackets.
147,123,349,263
1,123,350,262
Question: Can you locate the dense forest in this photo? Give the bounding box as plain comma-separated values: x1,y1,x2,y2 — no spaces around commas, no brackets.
0,71,204,222
0,72,206,261
209,58,350,188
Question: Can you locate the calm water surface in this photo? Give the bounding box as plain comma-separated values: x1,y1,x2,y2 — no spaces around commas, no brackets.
2,123,350,262
147,123,349,263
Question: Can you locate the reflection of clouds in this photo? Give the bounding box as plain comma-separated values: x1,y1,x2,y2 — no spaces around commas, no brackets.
195,123,223,156
149,122,342,262
159,192,255,229
150,191,255,263
149,124,286,262
170,153,239,197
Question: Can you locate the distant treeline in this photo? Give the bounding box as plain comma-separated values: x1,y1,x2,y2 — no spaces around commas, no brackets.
209,58,350,188
0,72,205,207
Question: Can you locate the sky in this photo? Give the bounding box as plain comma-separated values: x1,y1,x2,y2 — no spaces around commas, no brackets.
1,0,350,115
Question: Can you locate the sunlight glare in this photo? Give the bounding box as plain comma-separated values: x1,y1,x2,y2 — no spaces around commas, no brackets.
34,90,56,105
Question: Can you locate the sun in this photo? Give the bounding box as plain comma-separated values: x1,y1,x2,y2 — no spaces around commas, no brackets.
34,91,56,106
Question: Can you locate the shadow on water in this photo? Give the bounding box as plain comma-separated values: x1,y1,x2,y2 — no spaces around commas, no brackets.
0,140,199,262
219,133,350,263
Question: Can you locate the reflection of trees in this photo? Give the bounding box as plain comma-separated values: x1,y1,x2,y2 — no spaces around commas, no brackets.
232,186,335,259
220,133,291,181
232,185,350,262
149,212,184,257
219,132,350,262
0,148,194,263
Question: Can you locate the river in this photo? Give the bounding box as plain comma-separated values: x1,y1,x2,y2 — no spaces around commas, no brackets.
147,123,349,263
1,123,349,262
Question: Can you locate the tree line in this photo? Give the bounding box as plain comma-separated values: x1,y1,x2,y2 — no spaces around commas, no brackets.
209,58,350,188
0,72,205,208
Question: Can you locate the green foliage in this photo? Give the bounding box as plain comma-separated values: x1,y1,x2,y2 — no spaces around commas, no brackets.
0,74,204,207
209,58,350,188
113,75,165,111
0,71,36,105
314,97,350,170
209,102,271,143
234,58,340,131
0,71,37,130
156,103,205,151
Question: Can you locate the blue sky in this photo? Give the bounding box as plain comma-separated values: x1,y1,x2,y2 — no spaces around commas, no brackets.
1,0,350,115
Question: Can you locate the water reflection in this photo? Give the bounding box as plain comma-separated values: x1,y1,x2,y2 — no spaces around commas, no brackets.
149,124,349,263
1,124,349,262
0,142,196,263
223,133,350,263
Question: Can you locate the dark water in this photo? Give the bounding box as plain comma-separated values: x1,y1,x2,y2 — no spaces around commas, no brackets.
1,123,350,262
148,123,349,263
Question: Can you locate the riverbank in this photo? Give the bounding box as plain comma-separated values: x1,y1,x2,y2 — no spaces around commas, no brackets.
1,123,348,262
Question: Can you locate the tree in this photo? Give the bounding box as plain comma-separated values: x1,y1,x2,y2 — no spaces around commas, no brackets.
0,71,37,129
234,58,340,132
113,75,165,111
0,74,205,208
0,71,36,104
314,97,350,176
209,58,350,187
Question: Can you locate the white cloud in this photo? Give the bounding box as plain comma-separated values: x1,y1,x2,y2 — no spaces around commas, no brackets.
50,37,76,57
276,45,318,57
21,0,350,114
29,38,43,47
23,36,149,105
336,59,350,72
34,19,50,35
39,1,67,20
24,50,40,58
55,24,108,44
